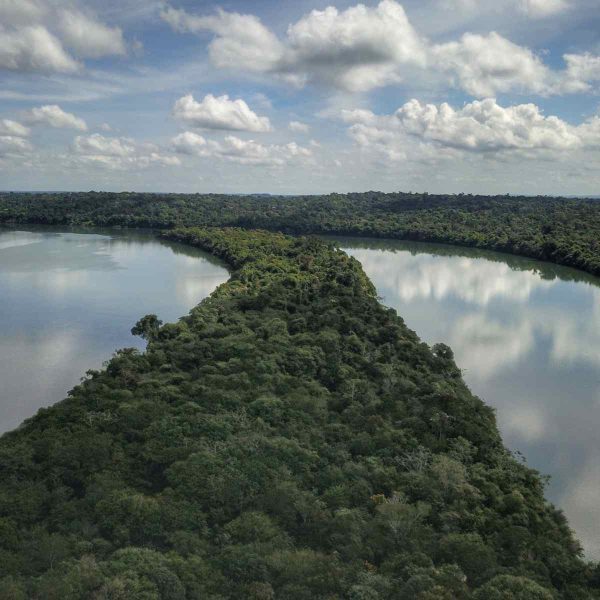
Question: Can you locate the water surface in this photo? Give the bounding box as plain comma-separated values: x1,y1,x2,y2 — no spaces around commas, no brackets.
0,227,228,434
335,237,600,560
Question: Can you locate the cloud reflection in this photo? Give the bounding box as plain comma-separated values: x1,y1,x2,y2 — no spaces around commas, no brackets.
349,248,556,306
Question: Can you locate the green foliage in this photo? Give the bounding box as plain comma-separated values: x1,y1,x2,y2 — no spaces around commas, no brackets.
2,190,600,276
131,315,163,341
0,227,596,598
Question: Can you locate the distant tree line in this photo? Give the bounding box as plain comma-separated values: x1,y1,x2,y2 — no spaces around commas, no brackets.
2,190,600,276
0,227,597,598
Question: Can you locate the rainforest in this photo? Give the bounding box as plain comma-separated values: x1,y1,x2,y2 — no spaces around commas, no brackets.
0,219,599,599
1,191,600,276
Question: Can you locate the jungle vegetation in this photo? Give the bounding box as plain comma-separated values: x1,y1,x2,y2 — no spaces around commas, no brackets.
0,227,598,599
1,190,600,276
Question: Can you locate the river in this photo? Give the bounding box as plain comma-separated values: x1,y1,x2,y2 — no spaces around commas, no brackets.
1,228,599,558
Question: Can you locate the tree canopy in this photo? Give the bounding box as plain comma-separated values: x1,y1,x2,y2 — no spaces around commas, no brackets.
0,227,597,598
2,190,600,276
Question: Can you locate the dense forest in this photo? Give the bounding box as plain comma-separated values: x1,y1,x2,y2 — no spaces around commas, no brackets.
0,227,597,598
2,191,600,276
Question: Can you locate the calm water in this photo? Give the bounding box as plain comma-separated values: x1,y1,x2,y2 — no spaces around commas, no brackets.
0,227,228,434
2,229,600,559
335,237,600,559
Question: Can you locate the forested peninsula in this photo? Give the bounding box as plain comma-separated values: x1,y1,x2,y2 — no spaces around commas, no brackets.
2,191,600,276
0,227,598,598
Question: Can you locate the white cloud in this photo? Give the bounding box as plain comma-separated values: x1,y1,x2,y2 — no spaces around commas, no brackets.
161,1,425,92
171,131,207,155
173,94,272,132
0,25,79,73
74,133,134,156
432,32,551,97
0,1,128,73
0,119,30,137
172,131,312,167
281,0,426,91
341,98,598,161
396,98,581,151
161,1,598,98
561,53,600,93
160,6,283,73
289,120,310,133
24,105,88,131
57,9,126,58
72,133,180,169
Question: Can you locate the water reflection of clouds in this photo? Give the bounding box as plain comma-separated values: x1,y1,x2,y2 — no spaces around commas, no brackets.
343,242,600,560
542,289,600,368
503,406,549,443
4,269,93,296
177,276,227,307
0,329,84,431
349,250,556,306
448,313,535,380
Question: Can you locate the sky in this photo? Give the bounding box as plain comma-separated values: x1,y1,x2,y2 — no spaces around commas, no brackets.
1,0,599,194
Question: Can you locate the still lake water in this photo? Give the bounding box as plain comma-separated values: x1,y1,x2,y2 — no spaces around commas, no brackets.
334,237,600,560
0,227,228,434
1,229,599,558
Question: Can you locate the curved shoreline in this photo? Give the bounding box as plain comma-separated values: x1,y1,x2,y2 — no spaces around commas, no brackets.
6,219,600,283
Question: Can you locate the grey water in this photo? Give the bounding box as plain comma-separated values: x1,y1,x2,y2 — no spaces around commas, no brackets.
0,227,228,435
333,237,600,560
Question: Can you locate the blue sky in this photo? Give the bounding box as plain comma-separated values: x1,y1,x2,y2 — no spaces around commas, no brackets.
1,0,599,194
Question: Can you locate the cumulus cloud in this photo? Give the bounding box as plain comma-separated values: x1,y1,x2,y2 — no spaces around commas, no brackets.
161,0,426,92
289,120,310,133
171,131,207,155
0,119,30,137
172,131,312,167
396,98,581,151
161,1,599,97
281,0,426,91
173,94,272,132
73,133,133,156
57,9,126,58
72,133,180,170
342,98,599,160
0,0,127,73
161,6,283,73
24,105,88,131
432,32,552,97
